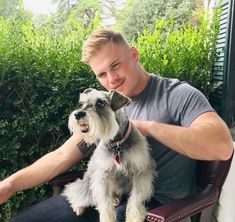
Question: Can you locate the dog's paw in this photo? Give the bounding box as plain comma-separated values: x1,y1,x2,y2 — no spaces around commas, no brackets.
73,206,86,216
126,204,146,222
112,193,121,206
125,216,145,222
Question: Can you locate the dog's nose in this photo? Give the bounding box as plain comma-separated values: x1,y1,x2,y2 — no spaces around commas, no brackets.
74,111,86,120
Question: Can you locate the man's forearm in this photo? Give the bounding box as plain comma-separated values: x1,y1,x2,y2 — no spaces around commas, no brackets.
5,134,84,193
5,151,70,192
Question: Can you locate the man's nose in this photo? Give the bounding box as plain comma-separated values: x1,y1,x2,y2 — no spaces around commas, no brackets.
108,71,119,84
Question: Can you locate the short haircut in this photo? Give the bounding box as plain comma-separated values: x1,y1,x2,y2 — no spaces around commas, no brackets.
81,29,130,64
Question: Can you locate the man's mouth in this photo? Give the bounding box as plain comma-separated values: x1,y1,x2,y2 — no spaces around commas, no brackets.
114,80,125,91
80,124,89,133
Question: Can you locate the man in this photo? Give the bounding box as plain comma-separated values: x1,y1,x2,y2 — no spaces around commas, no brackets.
0,29,233,222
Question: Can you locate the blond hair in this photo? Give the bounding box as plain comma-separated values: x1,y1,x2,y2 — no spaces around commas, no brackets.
81,29,130,64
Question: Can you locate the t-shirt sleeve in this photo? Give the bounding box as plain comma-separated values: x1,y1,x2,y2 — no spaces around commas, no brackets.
167,82,214,126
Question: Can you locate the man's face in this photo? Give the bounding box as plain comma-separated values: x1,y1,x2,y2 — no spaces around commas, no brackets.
88,42,142,97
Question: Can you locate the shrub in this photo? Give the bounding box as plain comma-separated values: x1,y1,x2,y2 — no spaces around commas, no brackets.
133,6,221,97
0,17,100,220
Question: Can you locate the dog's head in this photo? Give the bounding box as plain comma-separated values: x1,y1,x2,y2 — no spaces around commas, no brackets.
68,88,131,143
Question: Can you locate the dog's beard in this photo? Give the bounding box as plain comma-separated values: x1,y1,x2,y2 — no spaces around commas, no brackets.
68,110,119,143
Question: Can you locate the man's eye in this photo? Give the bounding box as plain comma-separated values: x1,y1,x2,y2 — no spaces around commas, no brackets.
97,72,106,78
96,99,105,109
112,63,119,69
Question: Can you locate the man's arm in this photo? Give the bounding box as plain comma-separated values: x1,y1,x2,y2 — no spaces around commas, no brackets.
0,134,84,204
132,111,233,160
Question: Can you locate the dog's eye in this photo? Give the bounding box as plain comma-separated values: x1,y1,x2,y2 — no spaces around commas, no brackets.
96,99,105,109
77,103,83,109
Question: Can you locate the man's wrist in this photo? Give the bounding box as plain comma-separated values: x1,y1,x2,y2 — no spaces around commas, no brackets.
76,139,96,157
145,120,156,137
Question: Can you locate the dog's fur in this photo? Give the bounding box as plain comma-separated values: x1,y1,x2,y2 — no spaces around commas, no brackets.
62,88,155,222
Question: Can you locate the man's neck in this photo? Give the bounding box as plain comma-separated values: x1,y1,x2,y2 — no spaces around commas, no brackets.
134,71,150,97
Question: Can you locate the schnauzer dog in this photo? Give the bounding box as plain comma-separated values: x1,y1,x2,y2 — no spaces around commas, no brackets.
62,88,155,222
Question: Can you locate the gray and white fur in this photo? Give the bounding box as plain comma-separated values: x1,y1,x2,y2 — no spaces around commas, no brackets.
62,88,156,222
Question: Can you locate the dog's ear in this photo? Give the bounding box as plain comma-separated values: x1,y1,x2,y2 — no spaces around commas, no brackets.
83,88,96,94
110,90,131,111
80,88,96,102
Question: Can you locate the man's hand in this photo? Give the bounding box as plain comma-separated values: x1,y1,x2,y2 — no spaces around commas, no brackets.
0,180,13,204
130,119,151,136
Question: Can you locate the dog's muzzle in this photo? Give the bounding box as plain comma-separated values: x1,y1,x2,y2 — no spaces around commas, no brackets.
74,111,89,133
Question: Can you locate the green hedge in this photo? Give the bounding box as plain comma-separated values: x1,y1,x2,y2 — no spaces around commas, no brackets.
0,6,221,220
0,18,100,219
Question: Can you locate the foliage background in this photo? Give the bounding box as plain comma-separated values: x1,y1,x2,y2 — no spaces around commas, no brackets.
0,0,221,220
134,7,221,97
115,0,203,41
0,16,101,219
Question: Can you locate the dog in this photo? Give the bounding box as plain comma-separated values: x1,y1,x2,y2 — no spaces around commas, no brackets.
62,88,156,222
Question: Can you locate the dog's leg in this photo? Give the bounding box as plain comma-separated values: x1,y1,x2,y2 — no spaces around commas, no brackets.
99,207,116,222
62,176,93,216
96,189,116,222
91,175,117,222
125,171,154,222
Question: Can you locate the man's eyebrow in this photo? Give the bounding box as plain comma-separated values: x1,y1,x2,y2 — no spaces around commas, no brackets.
109,59,120,67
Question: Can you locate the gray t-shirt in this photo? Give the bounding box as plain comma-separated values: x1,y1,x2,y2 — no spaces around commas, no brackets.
123,74,214,204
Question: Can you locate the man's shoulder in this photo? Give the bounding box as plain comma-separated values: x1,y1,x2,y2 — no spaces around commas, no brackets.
149,74,182,94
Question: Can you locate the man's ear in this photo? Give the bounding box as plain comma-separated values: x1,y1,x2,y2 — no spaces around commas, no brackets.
110,90,131,111
130,47,139,61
